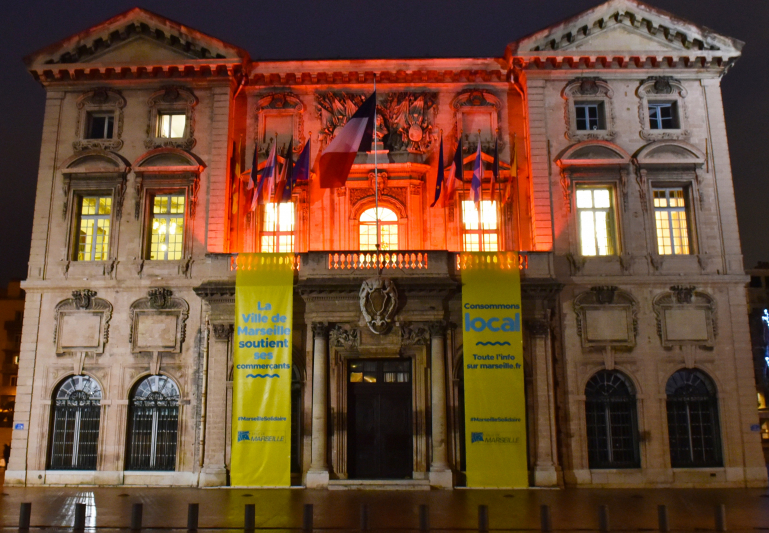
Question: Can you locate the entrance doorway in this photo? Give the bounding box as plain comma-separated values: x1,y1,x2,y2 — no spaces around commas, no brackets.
347,359,412,479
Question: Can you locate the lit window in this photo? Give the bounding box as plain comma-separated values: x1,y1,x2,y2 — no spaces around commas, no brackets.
653,188,690,255
157,113,186,139
648,102,679,130
359,207,398,251
149,194,185,260
462,200,498,252
86,112,114,139
575,103,605,131
576,187,615,256
77,196,111,261
261,202,295,253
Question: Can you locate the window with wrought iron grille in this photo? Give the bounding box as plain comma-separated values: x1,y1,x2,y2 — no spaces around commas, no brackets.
653,187,691,255
126,375,180,471
261,202,295,253
462,200,498,252
359,207,399,251
76,195,111,261
149,194,185,260
576,186,616,256
48,375,101,470
665,369,722,468
648,102,679,130
584,370,640,469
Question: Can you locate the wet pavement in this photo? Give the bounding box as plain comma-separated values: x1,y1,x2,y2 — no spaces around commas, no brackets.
1,471,769,531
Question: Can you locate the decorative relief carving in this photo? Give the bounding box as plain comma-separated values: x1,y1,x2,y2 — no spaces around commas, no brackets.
451,89,505,154
525,319,550,337
330,325,359,350
53,290,113,355
637,77,689,141
73,88,126,152
653,286,717,348
311,322,329,338
145,86,198,150
129,288,190,354
254,92,305,155
360,277,398,335
427,321,447,337
562,77,616,141
349,187,407,212
400,322,430,346
315,92,437,153
212,323,233,341
574,286,638,349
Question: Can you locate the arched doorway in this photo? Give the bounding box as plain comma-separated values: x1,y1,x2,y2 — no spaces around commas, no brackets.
48,375,102,470
125,375,180,471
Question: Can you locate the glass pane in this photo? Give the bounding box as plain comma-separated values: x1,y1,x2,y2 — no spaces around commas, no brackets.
580,211,596,256
593,189,611,208
576,189,593,209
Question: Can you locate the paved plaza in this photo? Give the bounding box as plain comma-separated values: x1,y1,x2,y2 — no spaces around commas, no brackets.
1,472,769,531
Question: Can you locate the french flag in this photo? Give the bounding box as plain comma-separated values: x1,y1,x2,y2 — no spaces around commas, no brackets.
319,91,376,189
252,144,277,209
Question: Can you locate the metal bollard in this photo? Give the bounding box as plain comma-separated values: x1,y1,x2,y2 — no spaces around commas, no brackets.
715,504,727,532
188,503,199,531
73,503,86,531
303,503,313,531
131,503,143,531
360,503,369,531
540,504,552,532
598,505,609,533
419,504,429,531
244,504,255,531
478,505,489,532
658,505,669,532
19,502,31,531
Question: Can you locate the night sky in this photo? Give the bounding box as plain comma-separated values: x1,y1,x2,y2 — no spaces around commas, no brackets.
0,0,766,286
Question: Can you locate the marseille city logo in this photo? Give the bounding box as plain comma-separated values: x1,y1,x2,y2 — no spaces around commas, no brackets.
471,432,484,443
237,431,250,442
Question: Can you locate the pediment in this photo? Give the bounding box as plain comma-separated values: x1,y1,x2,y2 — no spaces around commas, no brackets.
25,7,247,69
512,0,743,56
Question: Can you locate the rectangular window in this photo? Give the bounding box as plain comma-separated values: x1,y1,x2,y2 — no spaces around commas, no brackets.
575,102,605,131
86,112,114,139
157,113,186,139
648,102,679,130
462,200,498,252
576,187,616,256
654,187,690,255
261,202,295,253
76,195,111,261
149,194,185,260
462,111,494,141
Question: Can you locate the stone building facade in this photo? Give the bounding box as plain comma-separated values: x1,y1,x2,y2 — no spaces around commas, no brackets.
7,0,767,488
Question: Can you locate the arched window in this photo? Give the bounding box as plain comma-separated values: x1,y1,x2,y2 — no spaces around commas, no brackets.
585,370,640,468
126,375,180,471
359,207,398,251
48,375,102,470
666,369,722,467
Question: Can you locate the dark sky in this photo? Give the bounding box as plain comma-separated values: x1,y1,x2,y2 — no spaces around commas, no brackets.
1,0,766,286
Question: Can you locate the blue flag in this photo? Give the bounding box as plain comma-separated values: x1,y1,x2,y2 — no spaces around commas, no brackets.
471,141,483,210
430,136,445,208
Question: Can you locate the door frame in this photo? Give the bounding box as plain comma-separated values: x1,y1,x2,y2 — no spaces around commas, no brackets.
329,337,428,479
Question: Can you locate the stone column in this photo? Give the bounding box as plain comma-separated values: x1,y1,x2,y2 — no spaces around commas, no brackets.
526,318,561,487
305,322,329,488
200,322,231,487
428,321,453,488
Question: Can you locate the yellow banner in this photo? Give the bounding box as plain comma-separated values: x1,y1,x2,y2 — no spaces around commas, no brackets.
461,252,527,487
231,253,293,487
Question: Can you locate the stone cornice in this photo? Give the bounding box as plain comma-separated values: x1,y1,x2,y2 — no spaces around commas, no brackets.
29,59,244,84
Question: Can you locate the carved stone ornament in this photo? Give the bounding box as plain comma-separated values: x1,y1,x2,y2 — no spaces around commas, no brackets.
637,77,689,141
359,277,398,335
73,88,126,152
653,286,716,348
562,77,616,141
254,92,305,155
330,324,360,350
145,86,198,150
311,322,329,338
53,290,113,355
525,319,550,338
349,186,407,214
400,322,430,346
315,92,437,154
129,288,190,354
451,89,505,154
212,323,233,341
574,286,638,350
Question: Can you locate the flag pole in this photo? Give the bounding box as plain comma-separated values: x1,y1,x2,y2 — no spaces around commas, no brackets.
374,76,380,254
275,132,280,253
478,129,483,252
